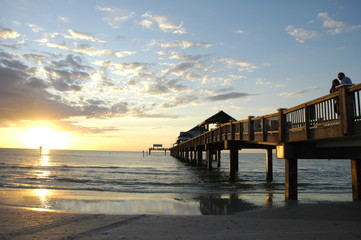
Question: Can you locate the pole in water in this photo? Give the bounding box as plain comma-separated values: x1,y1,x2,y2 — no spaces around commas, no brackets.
39,146,42,155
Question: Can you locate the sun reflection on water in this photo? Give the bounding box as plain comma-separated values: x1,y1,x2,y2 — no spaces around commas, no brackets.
33,189,53,210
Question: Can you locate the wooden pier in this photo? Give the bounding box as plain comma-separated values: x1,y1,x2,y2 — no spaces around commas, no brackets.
170,84,361,200
149,144,169,155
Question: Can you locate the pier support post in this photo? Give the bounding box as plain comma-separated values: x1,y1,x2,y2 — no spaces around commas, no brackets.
216,150,221,168
206,150,212,169
229,148,239,180
266,148,273,182
196,149,203,166
351,159,361,201
206,149,212,169
285,158,298,200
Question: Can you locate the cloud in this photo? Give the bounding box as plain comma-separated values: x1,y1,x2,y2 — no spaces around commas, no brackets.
58,16,70,23
41,39,135,58
217,58,257,72
140,12,187,34
256,78,271,85
285,25,319,43
27,24,44,33
160,94,199,108
0,28,20,39
317,12,361,35
160,40,211,49
146,79,188,95
96,6,135,29
0,62,81,121
66,29,104,43
235,29,245,34
205,92,256,101
278,86,320,98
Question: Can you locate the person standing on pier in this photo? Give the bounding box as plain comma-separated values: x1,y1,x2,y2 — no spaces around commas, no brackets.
330,79,340,115
337,72,353,85
330,79,340,93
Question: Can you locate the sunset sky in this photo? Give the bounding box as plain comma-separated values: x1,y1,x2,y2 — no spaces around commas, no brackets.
1,0,361,151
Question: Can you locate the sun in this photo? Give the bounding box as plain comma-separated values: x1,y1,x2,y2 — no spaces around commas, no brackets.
21,126,71,149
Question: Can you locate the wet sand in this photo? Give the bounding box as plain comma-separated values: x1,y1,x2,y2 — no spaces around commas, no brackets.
1,202,361,240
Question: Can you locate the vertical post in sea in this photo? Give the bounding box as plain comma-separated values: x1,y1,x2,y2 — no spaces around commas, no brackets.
266,148,273,182
39,146,42,156
216,150,221,168
351,159,361,200
285,158,298,200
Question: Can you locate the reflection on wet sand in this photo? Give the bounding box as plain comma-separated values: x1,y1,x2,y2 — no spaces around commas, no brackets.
198,194,257,215
33,189,53,209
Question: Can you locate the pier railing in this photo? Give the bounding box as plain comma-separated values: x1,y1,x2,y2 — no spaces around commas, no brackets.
171,84,361,151
170,84,361,201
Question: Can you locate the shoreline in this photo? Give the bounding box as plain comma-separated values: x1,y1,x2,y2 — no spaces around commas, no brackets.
1,201,361,239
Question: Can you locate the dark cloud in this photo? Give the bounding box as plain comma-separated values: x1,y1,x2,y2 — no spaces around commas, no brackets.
49,54,92,71
205,92,256,101
25,77,49,89
146,79,188,95
44,67,89,92
0,65,81,121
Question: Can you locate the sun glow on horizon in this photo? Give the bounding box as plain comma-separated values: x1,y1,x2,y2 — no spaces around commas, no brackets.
21,126,71,150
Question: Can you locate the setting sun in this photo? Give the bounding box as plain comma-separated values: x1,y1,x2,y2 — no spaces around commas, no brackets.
21,126,71,149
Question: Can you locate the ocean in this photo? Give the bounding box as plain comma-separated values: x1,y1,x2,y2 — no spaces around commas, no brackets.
0,148,352,215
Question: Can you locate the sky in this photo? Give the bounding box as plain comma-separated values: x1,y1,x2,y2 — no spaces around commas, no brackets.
1,0,361,151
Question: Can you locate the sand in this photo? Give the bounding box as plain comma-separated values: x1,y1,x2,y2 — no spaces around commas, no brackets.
1,202,361,240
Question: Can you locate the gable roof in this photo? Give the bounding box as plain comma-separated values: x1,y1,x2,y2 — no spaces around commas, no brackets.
198,110,237,127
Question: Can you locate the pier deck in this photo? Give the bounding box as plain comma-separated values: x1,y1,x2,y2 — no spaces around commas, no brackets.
170,84,361,200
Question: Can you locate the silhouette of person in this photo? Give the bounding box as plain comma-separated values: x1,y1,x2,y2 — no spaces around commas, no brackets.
337,72,353,85
330,79,340,93
330,79,341,115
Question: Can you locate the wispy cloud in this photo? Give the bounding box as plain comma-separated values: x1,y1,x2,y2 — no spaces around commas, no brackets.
160,40,212,49
278,86,320,98
58,16,70,23
27,24,44,33
285,25,319,43
317,12,361,35
140,12,187,34
205,92,256,101
217,57,257,72
65,29,105,43
256,78,271,85
235,29,245,34
96,6,135,29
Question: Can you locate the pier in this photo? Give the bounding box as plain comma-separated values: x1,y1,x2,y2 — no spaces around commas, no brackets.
149,144,169,155
170,84,361,200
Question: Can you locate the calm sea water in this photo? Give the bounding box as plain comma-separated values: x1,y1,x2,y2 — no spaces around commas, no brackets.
0,148,352,215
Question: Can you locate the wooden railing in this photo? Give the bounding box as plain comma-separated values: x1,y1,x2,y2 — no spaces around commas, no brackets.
171,84,361,151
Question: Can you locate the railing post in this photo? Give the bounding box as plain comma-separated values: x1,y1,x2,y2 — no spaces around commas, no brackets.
338,85,354,135
262,117,267,141
304,104,311,139
278,109,287,142
248,116,254,141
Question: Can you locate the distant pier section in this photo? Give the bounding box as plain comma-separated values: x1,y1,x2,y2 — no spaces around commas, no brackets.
149,144,169,155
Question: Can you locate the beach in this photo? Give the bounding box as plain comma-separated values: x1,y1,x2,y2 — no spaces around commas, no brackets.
1,149,360,239
1,202,361,240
